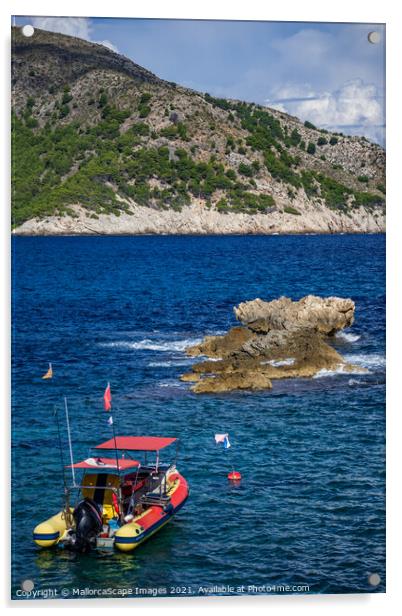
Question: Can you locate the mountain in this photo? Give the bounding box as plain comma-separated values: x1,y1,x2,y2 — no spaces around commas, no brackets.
11,26,385,235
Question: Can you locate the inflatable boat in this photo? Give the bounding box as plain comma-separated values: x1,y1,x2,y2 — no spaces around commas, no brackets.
33,435,189,552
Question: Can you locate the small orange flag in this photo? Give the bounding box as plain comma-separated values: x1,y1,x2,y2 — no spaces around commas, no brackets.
42,363,53,379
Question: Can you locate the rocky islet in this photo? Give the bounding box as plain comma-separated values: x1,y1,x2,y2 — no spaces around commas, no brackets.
181,295,365,393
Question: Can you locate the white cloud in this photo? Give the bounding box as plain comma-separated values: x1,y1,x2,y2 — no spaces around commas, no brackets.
266,83,317,102
31,17,91,40
305,80,380,126
269,102,287,113
266,79,384,145
271,29,334,72
96,40,119,53
264,25,385,144
30,16,119,53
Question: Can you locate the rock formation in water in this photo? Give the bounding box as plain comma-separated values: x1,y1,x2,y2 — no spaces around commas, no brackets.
181,295,363,393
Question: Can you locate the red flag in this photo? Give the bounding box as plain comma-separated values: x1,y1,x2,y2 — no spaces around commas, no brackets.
104,383,112,411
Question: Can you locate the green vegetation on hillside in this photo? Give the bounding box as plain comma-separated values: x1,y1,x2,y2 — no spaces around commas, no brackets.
284,206,301,216
204,94,384,213
304,120,316,130
12,111,276,225
11,73,384,227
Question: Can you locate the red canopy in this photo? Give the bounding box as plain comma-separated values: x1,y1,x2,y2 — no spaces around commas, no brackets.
68,457,140,470
95,436,177,452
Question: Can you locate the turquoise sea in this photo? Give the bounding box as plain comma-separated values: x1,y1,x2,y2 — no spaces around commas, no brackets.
11,234,385,598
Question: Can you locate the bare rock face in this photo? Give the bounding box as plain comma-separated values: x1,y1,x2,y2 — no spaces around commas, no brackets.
234,295,355,336
186,326,255,359
191,371,272,394
182,295,364,393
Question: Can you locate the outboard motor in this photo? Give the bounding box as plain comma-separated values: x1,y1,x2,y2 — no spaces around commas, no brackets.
67,498,103,552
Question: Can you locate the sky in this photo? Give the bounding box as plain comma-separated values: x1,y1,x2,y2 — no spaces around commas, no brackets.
14,16,385,145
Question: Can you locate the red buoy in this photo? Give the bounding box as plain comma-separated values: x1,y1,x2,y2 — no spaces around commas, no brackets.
228,471,242,481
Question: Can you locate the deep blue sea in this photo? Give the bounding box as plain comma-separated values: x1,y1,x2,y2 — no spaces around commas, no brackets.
11,234,385,599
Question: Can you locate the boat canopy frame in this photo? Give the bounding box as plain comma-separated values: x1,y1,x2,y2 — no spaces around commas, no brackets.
62,436,179,521
95,436,177,452
94,435,179,472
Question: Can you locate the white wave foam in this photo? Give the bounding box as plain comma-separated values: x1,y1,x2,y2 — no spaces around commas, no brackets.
99,337,202,352
262,358,295,367
148,360,192,367
335,331,361,343
158,381,184,388
344,353,386,369
313,364,368,379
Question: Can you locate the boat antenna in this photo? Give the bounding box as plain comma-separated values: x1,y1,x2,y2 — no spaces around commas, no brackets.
111,411,120,473
108,395,124,520
55,404,73,527
54,405,67,490
64,396,76,486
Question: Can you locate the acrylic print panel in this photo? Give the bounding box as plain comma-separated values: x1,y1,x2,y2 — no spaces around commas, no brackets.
11,16,385,600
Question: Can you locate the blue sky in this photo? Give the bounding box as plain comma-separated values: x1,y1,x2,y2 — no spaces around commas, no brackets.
14,16,385,145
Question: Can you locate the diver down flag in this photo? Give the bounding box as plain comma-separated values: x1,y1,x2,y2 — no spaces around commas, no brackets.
215,433,231,449
104,383,112,411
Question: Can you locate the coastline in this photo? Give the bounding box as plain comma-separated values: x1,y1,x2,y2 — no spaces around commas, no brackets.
12,201,385,236
11,230,386,237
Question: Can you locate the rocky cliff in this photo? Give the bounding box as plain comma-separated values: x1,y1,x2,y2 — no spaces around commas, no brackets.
11,27,385,235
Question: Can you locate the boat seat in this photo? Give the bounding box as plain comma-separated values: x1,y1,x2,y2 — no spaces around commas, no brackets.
121,478,146,497
141,464,171,472
140,492,171,507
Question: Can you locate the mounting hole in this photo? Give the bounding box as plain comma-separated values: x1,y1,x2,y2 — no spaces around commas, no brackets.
368,31,380,44
22,24,35,38
21,579,35,591
368,572,381,586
